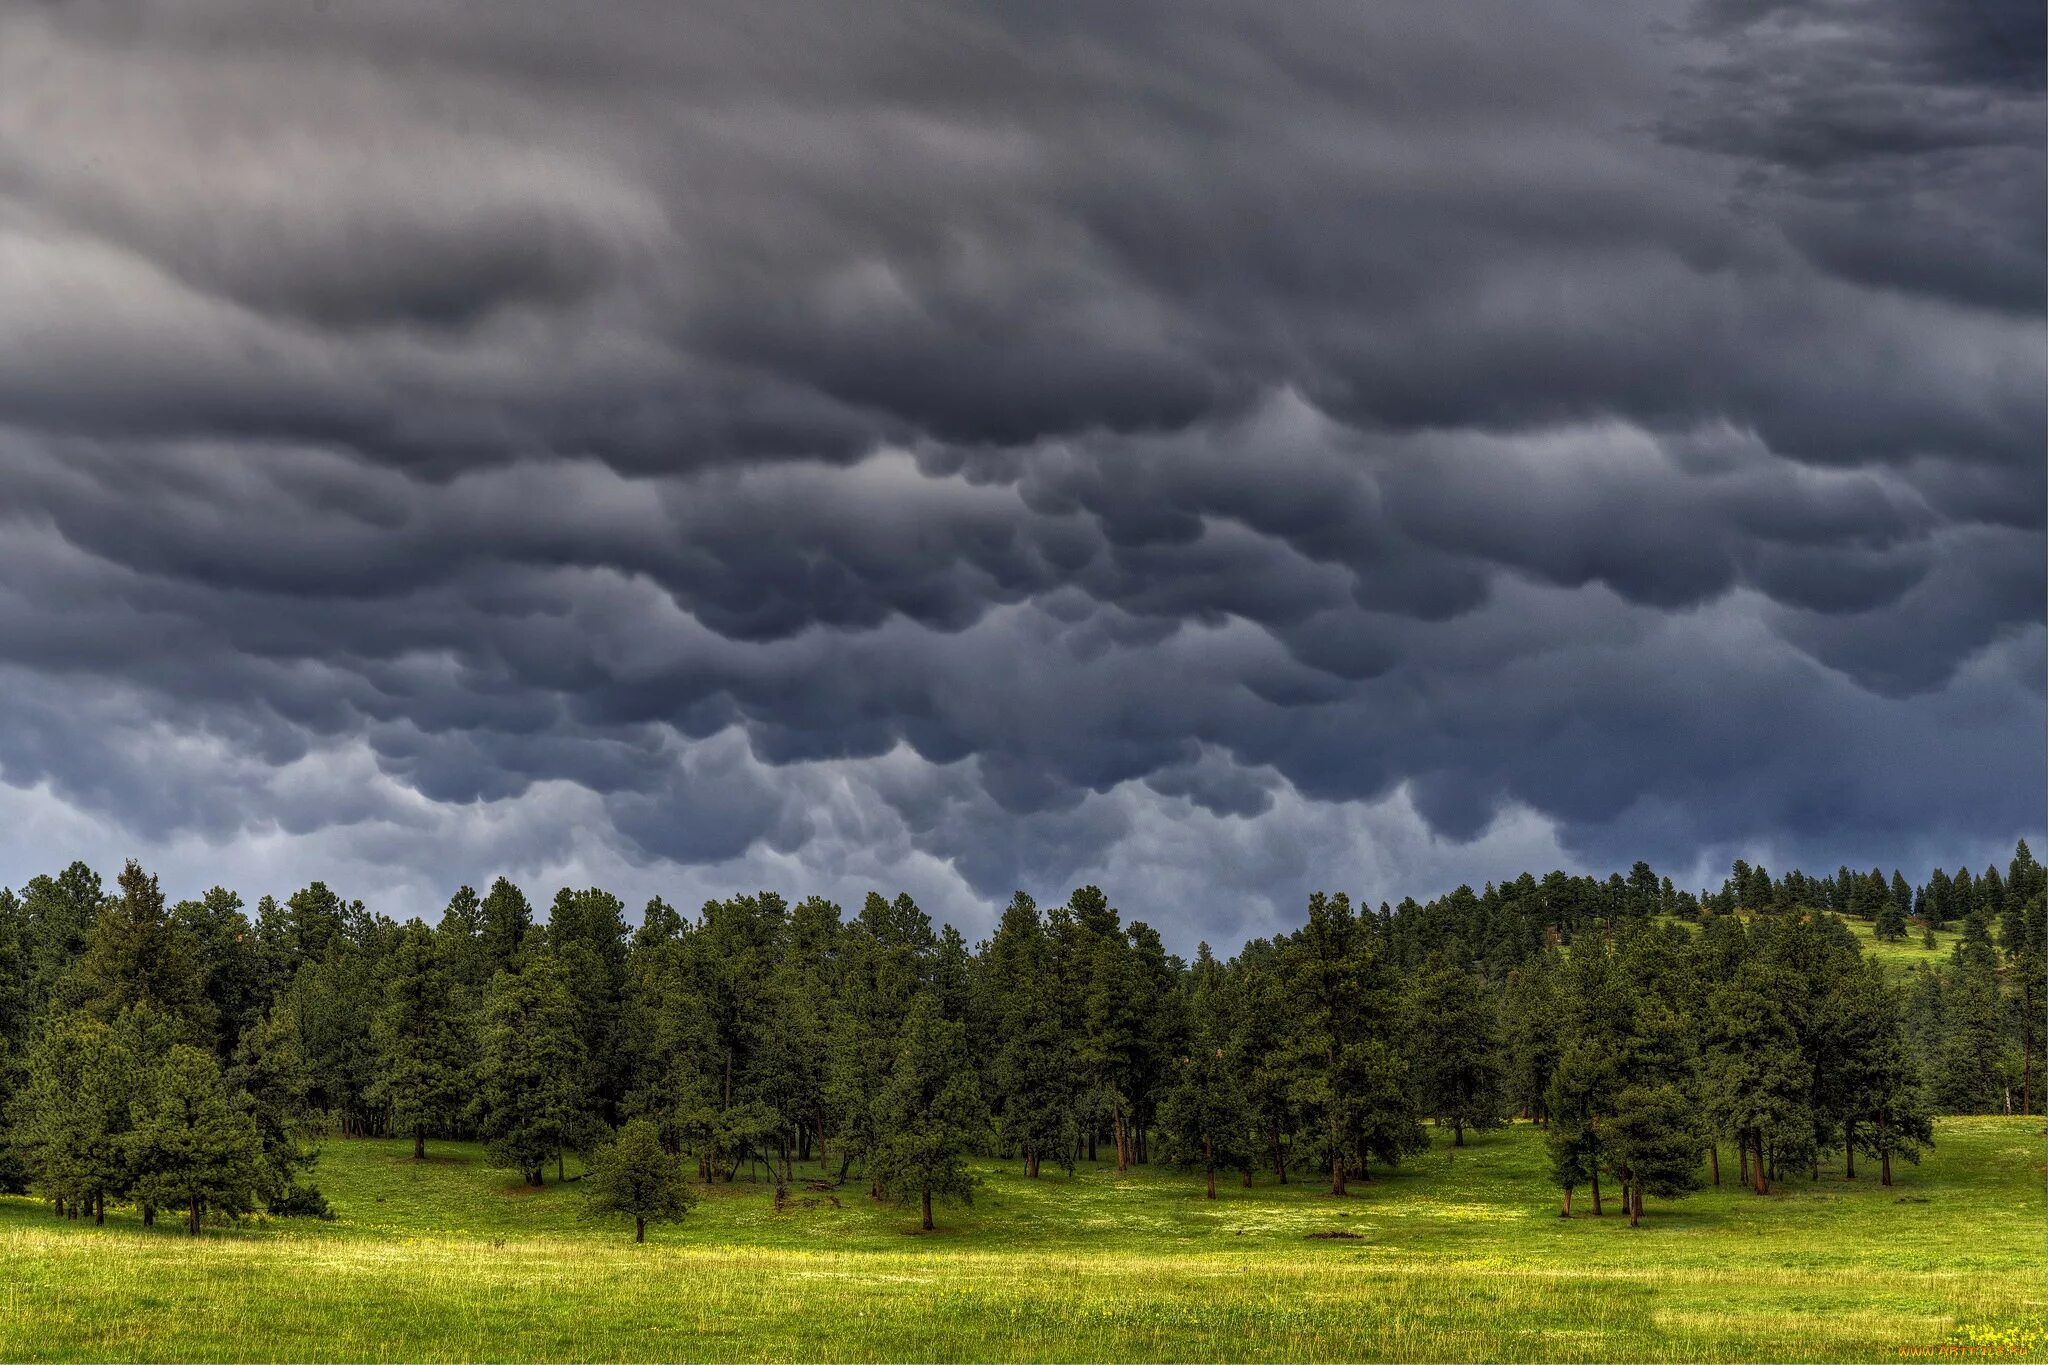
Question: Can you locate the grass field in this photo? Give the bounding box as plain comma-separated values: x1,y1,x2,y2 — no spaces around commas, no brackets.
0,1119,2039,1362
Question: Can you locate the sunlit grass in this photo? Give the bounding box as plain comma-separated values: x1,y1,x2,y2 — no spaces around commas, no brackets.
0,1119,2038,1361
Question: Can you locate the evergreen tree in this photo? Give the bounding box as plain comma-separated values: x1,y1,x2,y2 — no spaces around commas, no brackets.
984,894,1075,1178
582,1117,697,1242
871,993,984,1231
1408,950,1508,1145
1841,962,1934,1186
126,1043,263,1235
14,1011,137,1222
477,955,588,1185
479,878,533,977
73,861,212,1040
1701,966,1812,1194
1158,960,1253,1198
1501,951,1564,1123
171,887,265,1058
1282,892,1423,1194
227,1000,326,1215
370,923,471,1159
1605,1082,1705,1226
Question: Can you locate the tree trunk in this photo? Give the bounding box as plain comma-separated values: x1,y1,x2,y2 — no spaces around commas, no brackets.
921,1189,933,1232
1330,1152,1346,1197
635,1216,646,1243
1753,1139,1768,1195
1241,1169,1253,1188
1881,1149,1892,1187
1273,1123,1288,1184
1560,1185,1572,1218
1590,1164,1602,1215
1453,1120,1464,1148
1087,1131,1096,1163
1843,1124,1855,1179
143,1204,155,1227
1709,1144,1719,1186
1205,1139,1216,1199
557,1150,566,1183
415,1129,426,1160
188,1196,202,1237
94,1192,104,1225
1629,1183,1641,1227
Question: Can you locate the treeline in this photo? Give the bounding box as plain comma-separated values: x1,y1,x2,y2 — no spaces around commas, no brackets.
0,844,2040,1234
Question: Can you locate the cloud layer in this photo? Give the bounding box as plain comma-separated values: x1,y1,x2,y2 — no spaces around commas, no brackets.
0,1,2039,946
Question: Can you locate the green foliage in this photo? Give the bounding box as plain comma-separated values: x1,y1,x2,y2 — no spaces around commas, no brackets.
1408,951,1509,1145
13,1011,138,1213
125,1044,264,1235
73,861,213,1041
370,922,472,1157
871,994,984,1229
582,1117,696,1241
228,999,325,1213
477,954,588,1185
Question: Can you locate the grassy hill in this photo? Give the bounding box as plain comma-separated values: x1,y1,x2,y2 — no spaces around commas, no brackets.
0,1118,2040,1361
1651,911,1966,980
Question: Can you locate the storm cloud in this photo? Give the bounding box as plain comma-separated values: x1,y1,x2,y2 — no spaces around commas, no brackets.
0,0,2039,946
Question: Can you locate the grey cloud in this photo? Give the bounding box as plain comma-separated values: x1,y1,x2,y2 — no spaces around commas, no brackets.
0,0,2038,942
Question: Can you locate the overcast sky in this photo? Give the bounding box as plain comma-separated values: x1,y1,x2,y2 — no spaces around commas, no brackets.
0,0,2040,949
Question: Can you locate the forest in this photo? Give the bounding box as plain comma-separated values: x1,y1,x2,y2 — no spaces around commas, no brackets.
1,843,2040,1240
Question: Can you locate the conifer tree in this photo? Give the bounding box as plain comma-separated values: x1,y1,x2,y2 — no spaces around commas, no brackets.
1408,950,1508,1146
479,878,533,977
371,923,471,1159
1159,957,1253,1198
871,993,984,1231
583,1117,697,1242
1501,951,1564,1123
74,861,212,1041
227,1000,326,1215
126,1043,263,1235
477,954,588,1184
15,1012,137,1222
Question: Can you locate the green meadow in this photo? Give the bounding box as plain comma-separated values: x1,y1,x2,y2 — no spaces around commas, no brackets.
0,1118,2038,1363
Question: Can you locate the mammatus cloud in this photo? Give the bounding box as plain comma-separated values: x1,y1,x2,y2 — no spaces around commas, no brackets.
0,1,2039,946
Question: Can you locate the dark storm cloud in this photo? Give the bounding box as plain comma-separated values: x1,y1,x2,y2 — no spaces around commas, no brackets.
0,0,2038,941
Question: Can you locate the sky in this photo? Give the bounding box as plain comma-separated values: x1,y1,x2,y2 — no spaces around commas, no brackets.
0,0,2041,951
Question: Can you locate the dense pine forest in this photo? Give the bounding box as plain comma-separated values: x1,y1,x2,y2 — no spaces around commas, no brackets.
1,845,2040,1238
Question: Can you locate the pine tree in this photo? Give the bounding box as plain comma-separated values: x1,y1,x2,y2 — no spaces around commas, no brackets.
477,955,588,1185
479,878,532,977
1701,967,1812,1194
870,993,984,1231
227,1000,326,1215
984,894,1075,1178
15,1012,138,1221
74,861,213,1040
1283,892,1423,1195
582,1117,697,1242
1408,950,1508,1146
1158,961,1253,1198
1606,1082,1706,1225
1501,951,1564,1123
370,923,471,1159
126,1044,263,1235
1842,962,1934,1185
